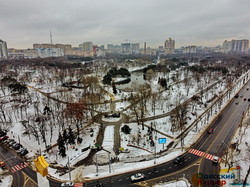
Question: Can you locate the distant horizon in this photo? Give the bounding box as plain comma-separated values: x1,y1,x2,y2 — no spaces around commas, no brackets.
3,37,250,50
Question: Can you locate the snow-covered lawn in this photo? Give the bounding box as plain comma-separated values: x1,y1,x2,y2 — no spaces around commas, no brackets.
0,174,12,187
1,61,250,184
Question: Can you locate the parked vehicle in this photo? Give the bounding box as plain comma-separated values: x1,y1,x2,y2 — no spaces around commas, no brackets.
12,143,22,150
17,147,27,154
8,140,17,147
130,173,145,182
60,182,74,187
19,149,29,156
0,161,6,168
0,131,7,137
0,136,9,141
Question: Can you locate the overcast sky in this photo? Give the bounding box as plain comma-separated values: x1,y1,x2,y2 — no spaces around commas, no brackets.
1,0,250,49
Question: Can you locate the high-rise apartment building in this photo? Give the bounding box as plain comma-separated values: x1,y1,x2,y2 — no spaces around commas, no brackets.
164,38,175,54
0,39,8,59
80,42,94,56
222,39,249,54
183,46,197,54
80,42,94,51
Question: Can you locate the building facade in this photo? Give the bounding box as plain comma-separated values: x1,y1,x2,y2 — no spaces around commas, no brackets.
183,46,197,54
33,43,71,55
222,39,249,54
0,39,8,59
36,48,64,58
164,38,175,54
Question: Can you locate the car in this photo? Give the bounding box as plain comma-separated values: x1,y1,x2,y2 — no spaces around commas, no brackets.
17,147,27,154
0,131,7,137
234,94,239,98
20,149,29,156
0,161,6,168
235,101,239,105
207,128,214,134
0,136,9,141
248,98,250,102
60,182,74,187
130,173,145,182
174,156,184,164
94,183,104,187
8,141,17,147
240,94,243,98
12,143,22,150
244,98,247,101
212,156,219,163
3,139,15,145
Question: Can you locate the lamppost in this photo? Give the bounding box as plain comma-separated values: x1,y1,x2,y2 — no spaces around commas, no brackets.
67,156,71,181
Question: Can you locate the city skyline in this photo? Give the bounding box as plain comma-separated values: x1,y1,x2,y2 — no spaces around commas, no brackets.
1,0,250,49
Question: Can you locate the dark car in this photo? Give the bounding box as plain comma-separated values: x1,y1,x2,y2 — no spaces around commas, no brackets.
12,143,23,150
94,183,104,187
0,131,7,137
19,149,29,156
174,156,184,164
0,136,9,141
234,94,239,98
207,128,214,134
8,141,17,147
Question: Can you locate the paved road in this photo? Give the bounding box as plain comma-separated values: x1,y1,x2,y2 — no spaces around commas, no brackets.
198,84,250,186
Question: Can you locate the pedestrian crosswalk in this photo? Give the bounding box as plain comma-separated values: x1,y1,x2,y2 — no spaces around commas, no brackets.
188,149,221,163
10,162,29,173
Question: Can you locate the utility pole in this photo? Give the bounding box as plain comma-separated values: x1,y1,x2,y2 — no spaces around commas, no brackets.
50,30,53,45
154,143,156,164
68,156,71,181
95,153,99,176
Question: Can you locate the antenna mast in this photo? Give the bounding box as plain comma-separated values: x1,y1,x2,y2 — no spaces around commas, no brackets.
50,30,53,45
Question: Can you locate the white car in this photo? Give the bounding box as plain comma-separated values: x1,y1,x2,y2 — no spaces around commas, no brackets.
130,173,145,182
61,182,74,187
213,156,219,163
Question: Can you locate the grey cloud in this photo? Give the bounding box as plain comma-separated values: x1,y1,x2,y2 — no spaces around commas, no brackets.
0,0,250,48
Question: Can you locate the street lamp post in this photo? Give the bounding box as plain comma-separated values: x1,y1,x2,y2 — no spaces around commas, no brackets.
67,156,71,181
95,153,99,176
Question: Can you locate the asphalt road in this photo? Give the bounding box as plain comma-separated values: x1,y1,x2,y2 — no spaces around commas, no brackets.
198,85,250,187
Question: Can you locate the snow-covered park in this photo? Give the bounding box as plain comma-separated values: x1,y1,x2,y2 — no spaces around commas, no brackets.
0,57,249,185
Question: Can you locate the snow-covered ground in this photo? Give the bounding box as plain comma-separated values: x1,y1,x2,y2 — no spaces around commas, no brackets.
0,169,12,187
0,61,250,186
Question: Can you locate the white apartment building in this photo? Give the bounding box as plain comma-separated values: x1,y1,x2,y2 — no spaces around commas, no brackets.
36,48,64,58
222,39,249,54
0,39,8,59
